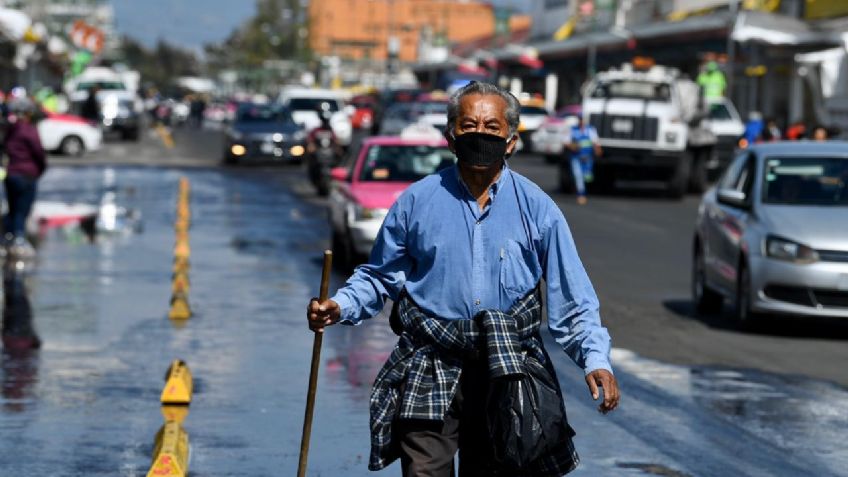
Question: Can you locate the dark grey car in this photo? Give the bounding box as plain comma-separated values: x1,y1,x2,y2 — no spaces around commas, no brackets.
223,104,307,165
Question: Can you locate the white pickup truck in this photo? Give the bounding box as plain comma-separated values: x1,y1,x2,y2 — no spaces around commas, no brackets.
582,63,717,197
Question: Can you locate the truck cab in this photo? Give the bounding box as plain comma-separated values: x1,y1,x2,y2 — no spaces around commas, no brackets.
582,62,716,197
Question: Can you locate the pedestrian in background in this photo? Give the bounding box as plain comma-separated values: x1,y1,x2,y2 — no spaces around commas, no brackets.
309,82,618,476
812,125,829,141
80,85,100,124
2,98,46,258
568,116,601,205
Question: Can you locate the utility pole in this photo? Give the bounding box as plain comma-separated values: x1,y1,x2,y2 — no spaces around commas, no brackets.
726,0,739,104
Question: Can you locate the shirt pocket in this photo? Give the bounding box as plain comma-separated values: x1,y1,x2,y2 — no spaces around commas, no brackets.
499,239,539,300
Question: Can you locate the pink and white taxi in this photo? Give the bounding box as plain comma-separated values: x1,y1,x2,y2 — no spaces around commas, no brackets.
37,110,102,157
328,124,454,266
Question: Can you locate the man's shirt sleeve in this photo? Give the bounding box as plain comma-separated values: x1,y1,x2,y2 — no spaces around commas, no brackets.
541,205,613,375
331,198,411,325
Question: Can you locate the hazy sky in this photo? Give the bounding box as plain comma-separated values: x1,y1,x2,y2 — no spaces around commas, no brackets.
111,0,257,50
111,0,533,51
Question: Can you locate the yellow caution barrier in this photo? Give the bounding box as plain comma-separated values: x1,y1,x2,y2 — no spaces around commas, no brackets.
168,293,192,320
161,359,193,404
147,421,189,477
173,258,190,274
174,242,191,260
161,405,189,425
172,274,190,295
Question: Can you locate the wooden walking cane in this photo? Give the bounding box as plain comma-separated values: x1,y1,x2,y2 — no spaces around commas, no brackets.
298,250,333,477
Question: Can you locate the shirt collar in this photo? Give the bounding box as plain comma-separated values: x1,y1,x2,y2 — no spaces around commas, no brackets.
454,161,510,201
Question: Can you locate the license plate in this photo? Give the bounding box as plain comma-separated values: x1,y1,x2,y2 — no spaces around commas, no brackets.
260,142,275,154
611,119,633,133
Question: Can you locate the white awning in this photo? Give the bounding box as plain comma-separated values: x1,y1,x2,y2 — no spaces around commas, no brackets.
731,11,835,46
0,7,31,41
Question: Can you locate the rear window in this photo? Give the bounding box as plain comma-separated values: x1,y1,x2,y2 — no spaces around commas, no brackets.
520,106,548,115
359,144,455,182
591,80,671,101
237,104,293,123
762,156,848,206
288,98,339,112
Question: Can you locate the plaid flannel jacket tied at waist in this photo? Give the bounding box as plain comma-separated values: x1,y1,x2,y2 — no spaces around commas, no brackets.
368,288,579,474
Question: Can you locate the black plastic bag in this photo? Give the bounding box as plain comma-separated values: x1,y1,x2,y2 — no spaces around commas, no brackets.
485,359,571,468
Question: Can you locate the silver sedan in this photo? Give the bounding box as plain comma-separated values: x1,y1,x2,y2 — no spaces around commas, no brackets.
692,141,848,324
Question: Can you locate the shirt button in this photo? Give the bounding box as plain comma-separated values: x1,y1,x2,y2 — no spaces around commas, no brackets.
474,299,481,305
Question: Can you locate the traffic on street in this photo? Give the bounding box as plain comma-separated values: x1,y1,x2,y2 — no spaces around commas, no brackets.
1,1,848,476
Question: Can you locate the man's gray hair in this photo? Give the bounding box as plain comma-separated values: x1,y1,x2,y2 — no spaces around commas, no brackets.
446,81,521,137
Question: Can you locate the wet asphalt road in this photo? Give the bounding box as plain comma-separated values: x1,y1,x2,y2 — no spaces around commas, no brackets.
0,126,845,476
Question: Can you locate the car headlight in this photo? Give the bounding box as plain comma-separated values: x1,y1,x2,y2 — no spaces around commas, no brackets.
665,131,678,143
765,236,819,264
353,204,389,221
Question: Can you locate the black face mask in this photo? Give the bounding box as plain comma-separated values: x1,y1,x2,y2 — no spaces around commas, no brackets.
452,132,508,167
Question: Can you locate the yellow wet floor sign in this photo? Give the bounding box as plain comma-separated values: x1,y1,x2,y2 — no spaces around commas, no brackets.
161,359,193,404
168,293,192,320
147,421,189,477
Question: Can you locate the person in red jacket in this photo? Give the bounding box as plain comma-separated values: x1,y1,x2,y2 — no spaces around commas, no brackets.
2,98,46,258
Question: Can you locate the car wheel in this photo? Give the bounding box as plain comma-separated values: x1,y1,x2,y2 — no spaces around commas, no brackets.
60,136,85,157
734,262,759,327
692,245,723,314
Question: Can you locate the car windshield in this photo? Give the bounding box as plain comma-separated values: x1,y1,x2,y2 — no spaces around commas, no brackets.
591,80,671,101
237,104,293,123
288,97,339,112
709,103,733,120
414,101,447,115
521,106,548,116
77,81,126,90
359,144,455,182
384,104,414,120
762,156,848,206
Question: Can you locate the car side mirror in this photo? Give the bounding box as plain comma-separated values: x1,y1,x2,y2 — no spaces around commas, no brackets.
717,189,748,208
330,167,349,182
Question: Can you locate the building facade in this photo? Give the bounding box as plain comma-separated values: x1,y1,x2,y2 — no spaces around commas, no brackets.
309,0,525,63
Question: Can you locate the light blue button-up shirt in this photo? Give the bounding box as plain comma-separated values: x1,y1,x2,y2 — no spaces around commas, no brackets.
332,164,612,375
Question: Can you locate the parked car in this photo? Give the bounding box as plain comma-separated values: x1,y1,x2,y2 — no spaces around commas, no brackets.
517,99,551,150
69,70,142,141
378,103,416,136
530,105,581,162
692,141,848,325
705,98,746,172
222,103,307,165
410,95,449,131
328,125,453,267
37,109,102,157
278,87,352,146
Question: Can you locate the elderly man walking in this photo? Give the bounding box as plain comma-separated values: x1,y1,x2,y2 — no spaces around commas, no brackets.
308,82,619,476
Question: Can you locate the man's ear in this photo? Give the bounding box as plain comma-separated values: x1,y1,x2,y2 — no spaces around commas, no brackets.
505,133,519,156
445,128,456,154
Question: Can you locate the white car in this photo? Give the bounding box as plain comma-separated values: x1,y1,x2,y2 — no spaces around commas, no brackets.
278,87,352,146
37,110,102,157
518,103,551,150
705,98,745,168
530,108,581,161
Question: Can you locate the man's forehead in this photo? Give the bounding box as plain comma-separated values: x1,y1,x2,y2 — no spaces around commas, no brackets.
457,93,508,116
